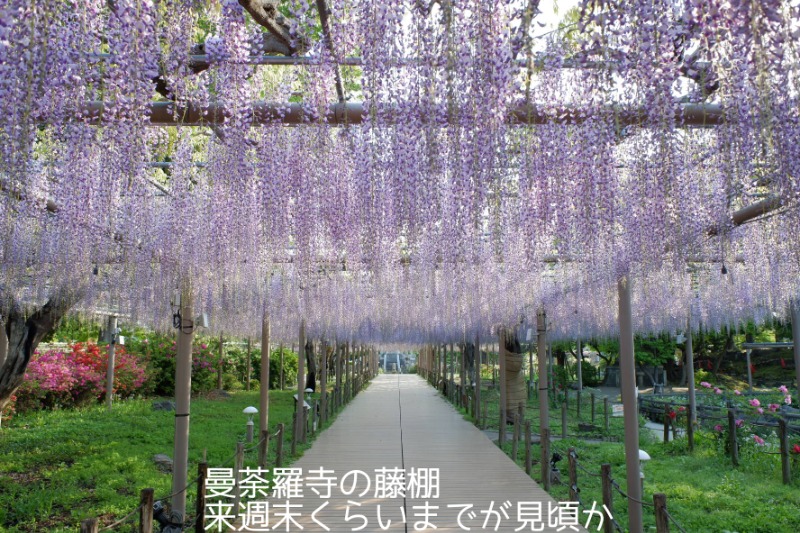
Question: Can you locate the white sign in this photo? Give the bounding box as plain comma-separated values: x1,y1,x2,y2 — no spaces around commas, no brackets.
612,403,624,417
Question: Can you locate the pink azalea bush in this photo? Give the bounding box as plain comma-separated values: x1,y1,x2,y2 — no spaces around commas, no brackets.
12,343,149,412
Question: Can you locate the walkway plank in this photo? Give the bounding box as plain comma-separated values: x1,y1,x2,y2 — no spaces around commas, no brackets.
232,375,587,532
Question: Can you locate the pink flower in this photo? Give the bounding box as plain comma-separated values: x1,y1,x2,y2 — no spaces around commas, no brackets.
769,404,780,412
785,395,792,405
757,407,764,414
734,389,741,395
778,385,789,394
753,435,765,446
735,419,744,428
700,381,711,388
749,398,760,407
714,424,724,432
714,388,723,395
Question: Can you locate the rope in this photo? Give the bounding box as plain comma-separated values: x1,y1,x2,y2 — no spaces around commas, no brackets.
664,508,689,533
100,503,144,531
154,472,203,504
610,479,655,507
575,460,604,477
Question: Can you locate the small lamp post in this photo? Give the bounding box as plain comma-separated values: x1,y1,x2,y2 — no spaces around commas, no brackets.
243,406,258,442
639,449,651,494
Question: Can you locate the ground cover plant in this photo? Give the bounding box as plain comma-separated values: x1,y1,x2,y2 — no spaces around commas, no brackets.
0,389,336,532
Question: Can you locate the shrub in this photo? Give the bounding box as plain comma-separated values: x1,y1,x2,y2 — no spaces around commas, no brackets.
13,343,149,412
268,348,297,389
126,334,217,395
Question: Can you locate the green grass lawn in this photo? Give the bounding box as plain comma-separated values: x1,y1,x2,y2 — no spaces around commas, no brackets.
0,389,339,532
451,383,800,533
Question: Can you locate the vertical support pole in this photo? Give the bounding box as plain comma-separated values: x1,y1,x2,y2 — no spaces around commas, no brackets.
618,274,643,533
105,315,117,411
591,393,596,424
475,333,482,426
779,419,791,484
653,493,669,533
217,332,224,390
686,404,694,452
537,309,550,490
664,405,671,442
233,442,245,519
792,299,800,402
524,420,532,475
568,447,578,501
576,390,582,420
335,341,342,409
727,409,739,466
276,423,285,467
193,464,207,533
140,488,154,533
603,397,609,432
686,311,696,427
460,341,466,409
576,339,583,391
541,427,551,491
601,464,614,533
499,328,508,445
294,320,305,456
260,315,270,445
279,343,285,390
562,401,568,439
258,429,269,469
321,339,328,426
171,281,193,523
245,337,252,392
511,412,519,461
745,348,753,392
528,337,534,401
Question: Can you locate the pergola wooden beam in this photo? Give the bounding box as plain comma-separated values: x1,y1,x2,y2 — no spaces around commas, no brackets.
76,101,724,127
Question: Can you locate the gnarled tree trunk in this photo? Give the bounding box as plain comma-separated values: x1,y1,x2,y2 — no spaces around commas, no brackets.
0,289,83,410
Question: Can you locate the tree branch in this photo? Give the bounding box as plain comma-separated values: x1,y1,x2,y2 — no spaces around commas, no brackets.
238,0,307,55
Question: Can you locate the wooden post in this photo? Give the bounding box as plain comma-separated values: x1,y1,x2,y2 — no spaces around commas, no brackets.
654,493,669,533
258,429,269,469
664,405,671,442
105,315,117,411
194,464,207,533
321,340,328,425
499,328,508,430
686,404,694,452
140,488,154,533
311,398,317,436
511,412,519,462
233,442,245,519
460,342,466,409
576,390,581,420
779,419,791,484
568,447,578,501
525,420,532,475
541,427,551,491
294,320,305,455
499,407,506,447
591,393,596,424
276,423,285,467
279,343,284,390
475,333,482,426
80,518,98,533
603,397,609,432
601,464,614,533
245,337,252,391
217,332,224,390
259,316,270,450
562,401,568,439
727,409,739,466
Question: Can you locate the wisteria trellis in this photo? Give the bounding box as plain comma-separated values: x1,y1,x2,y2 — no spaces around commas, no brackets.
0,0,799,350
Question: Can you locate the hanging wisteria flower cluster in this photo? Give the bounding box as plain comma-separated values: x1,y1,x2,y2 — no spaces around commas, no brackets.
0,0,799,344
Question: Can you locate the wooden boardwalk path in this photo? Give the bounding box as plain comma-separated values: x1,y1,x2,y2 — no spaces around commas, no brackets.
234,374,588,532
